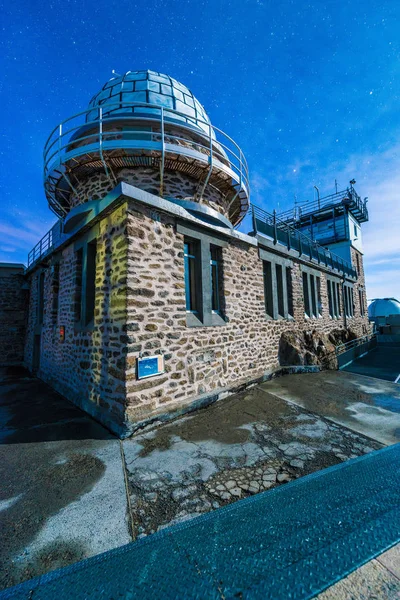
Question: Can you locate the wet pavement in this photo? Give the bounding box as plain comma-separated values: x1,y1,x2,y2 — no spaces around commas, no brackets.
263,370,400,446
0,367,131,591
1,366,396,593
123,385,382,538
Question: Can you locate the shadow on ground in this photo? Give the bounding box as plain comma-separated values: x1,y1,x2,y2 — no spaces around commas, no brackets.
0,367,130,591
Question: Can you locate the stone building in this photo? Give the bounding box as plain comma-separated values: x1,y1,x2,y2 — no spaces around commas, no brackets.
1,71,371,437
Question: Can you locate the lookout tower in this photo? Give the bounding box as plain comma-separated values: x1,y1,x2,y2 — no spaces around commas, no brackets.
43,70,249,228
276,183,369,264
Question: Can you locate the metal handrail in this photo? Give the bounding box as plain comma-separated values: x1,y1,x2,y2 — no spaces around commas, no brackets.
335,333,377,355
277,186,368,223
251,203,357,278
43,101,250,223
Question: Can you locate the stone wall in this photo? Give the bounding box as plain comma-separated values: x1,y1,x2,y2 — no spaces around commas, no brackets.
70,168,230,221
350,246,371,336
0,265,27,366
124,200,370,428
22,194,370,436
24,203,129,434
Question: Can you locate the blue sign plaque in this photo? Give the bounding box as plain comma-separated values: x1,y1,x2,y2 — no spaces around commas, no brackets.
137,355,164,380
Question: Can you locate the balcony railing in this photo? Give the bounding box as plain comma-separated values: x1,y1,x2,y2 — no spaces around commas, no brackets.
27,221,63,269
277,186,369,224
251,204,357,279
43,101,250,224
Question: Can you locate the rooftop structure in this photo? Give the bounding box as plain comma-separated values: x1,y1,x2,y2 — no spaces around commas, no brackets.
44,70,249,227
276,185,368,248
368,298,400,319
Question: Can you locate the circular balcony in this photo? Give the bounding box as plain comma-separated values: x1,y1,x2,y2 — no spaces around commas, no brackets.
43,102,250,227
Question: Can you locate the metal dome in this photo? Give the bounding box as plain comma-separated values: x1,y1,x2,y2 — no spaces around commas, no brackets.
43,70,250,226
368,298,400,319
87,70,212,135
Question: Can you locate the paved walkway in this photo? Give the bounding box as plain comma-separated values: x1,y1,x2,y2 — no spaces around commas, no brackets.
264,370,400,446
0,367,131,590
2,445,400,600
2,367,400,597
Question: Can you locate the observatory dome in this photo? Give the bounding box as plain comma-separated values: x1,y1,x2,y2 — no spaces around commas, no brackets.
368,298,400,319
87,70,212,134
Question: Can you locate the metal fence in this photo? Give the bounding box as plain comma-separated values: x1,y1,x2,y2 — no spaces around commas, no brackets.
251,204,358,279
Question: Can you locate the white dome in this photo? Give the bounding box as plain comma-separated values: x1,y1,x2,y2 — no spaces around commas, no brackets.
368,298,400,319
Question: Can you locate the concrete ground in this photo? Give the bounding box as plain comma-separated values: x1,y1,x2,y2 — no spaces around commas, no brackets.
319,544,400,599
0,367,131,591
122,384,382,538
1,366,400,596
263,370,400,446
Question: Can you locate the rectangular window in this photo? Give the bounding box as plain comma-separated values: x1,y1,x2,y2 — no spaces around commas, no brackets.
286,267,294,317
327,280,333,317
184,239,199,313
310,274,317,317
344,285,354,318
303,272,310,317
359,289,365,316
210,245,222,314
356,253,360,275
336,282,342,316
327,278,341,319
263,261,274,318
275,264,285,318
85,241,97,325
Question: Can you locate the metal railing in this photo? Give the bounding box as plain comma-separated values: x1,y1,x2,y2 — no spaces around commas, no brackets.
27,221,63,268
335,332,377,356
43,101,250,221
251,204,358,279
277,186,369,224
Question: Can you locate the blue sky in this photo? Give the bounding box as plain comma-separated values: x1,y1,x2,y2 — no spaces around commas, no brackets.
1,0,399,299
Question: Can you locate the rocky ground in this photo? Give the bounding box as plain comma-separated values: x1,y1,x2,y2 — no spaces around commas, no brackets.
122,384,382,539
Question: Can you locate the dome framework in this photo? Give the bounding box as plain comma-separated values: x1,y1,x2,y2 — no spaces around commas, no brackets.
43,70,250,227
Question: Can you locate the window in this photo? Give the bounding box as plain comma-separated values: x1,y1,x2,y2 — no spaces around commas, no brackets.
210,245,222,314
327,277,341,319
184,239,199,313
275,264,285,317
344,284,354,318
179,224,227,327
75,238,97,328
302,269,321,318
327,280,334,318
263,261,274,318
303,272,310,317
310,274,317,317
359,288,365,316
354,224,358,238
355,253,360,276
261,251,293,320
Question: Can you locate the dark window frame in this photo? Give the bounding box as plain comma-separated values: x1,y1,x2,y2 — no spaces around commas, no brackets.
74,227,99,331
178,223,227,328
260,249,293,321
